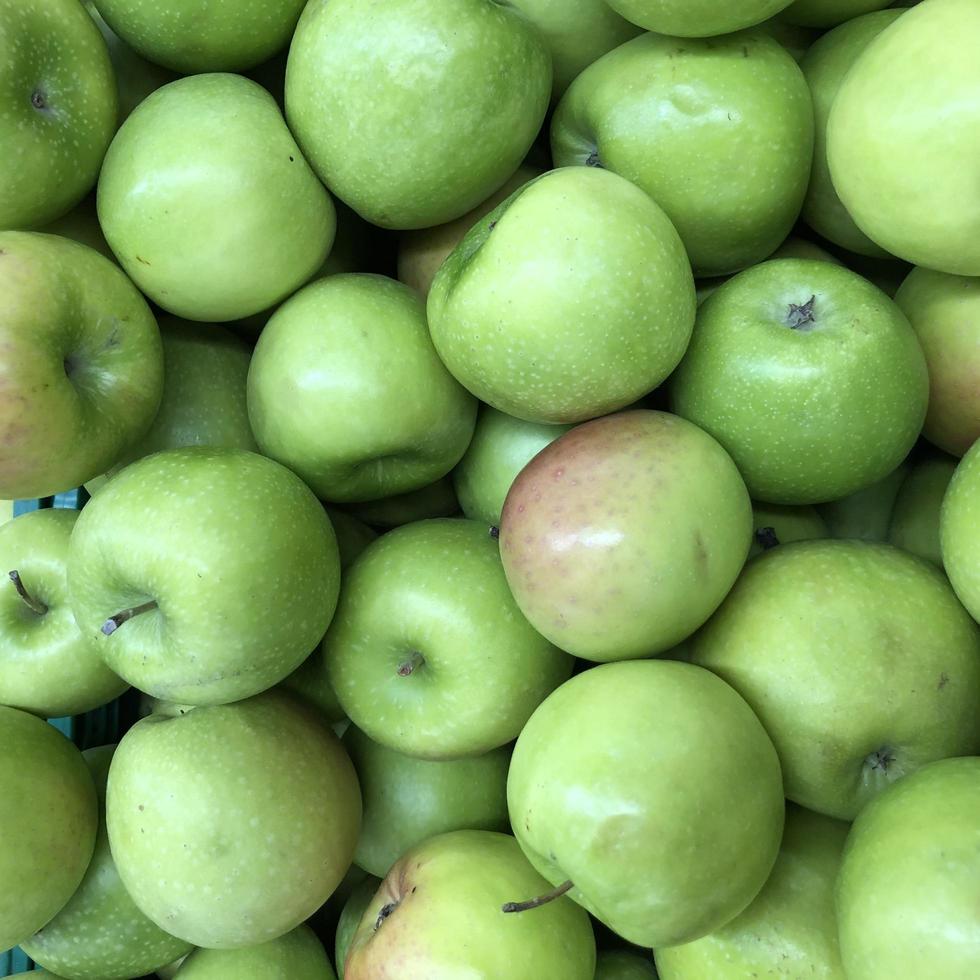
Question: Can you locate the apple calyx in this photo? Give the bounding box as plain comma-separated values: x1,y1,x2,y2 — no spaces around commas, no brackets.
102,599,159,636
8,570,48,616
501,878,574,913
30,89,48,111
585,149,603,169
786,295,817,330
396,651,425,677
489,525,500,539
375,901,399,930
754,527,780,551
865,747,896,773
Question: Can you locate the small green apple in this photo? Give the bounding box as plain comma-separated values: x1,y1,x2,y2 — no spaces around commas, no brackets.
344,476,460,529
98,73,335,322
783,0,895,26
35,193,114,261
749,502,827,557
887,453,957,566
594,950,658,979
604,1,794,35
285,0,552,230
323,510,379,570
335,877,380,979
941,440,980,622
818,460,911,541
754,17,820,63
770,236,844,264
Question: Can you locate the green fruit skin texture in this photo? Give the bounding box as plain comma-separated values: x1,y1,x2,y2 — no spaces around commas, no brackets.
941,440,980,623
0,705,98,952
671,259,929,504
887,453,956,566
749,502,828,557
507,661,786,948
784,0,895,28
552,32,813,277
605,0,793,36
22,745,193,980
818,460,910,542
285,0,552,230
0,0,117,229
427,167,696,425
593,949,658,980
835,757,980,980
693,539,980,820
105,691,362,949
98,73,335,322
335,877,380,979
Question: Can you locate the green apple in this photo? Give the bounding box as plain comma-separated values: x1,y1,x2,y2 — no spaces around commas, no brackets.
770,236,844,264
508,660,784,948
895,267,980,456
335,877,380,979
325,518,574,759
285,0,551,230
552,32,813,277
0,706,98,952
429,167,696,424
35,193,114,261
156,955,189,979
67,447,341,705
345,725,510,877
0,0,116,229
344,476,460,529
656,805,848,979
324,510,379,570
887,453,957,566
754,17,821,63
22,745,192,979
500,410,752,660
941,440,980,622
106,690,361,949
836,756,980,979
749,502,827,557
800,10,903,257
98,73,335,322
91,0,307,73
692,539,980,820
173,924,334,979
0,232,163,499
827,0,980,275
818,460,911,541
454,406,573,526
0,510,126,718
344,831,595,979
594,950,658,979
783,0,895,26
604,1,794,35
671,259,929,504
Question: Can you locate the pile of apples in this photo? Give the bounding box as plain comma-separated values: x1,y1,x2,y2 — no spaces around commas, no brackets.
1,0,978,978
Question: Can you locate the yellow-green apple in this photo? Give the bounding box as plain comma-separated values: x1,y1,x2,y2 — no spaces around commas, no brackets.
344,477,459,529
323,511,378,570
594,950,658,979
770,236,844,264
887,453,957,566
335,877,381,979
749,503,828,557
783,0,895,26
941,441,980,622
604,1,794,35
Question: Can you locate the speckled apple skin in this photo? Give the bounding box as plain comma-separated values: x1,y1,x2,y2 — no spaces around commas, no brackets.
941,441,980,623
499,410,752,661
175,924,335,979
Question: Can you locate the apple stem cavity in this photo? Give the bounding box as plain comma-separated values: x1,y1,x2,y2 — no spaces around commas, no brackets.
489,525,500,539
396,651,425,677
375,901,399,931
754,526,780,550
8,570,48,616
501,878,574,913
866,747,895,772
102,599,159,636
585,149,603,168
786,295,817,330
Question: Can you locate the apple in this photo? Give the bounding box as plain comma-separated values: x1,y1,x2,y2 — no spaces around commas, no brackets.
67,447,341,706
324,518,574,759
552,32,813,277
692,539,980,820
345,724,510,877
818,460,911,541
754,17,820,63
508,660,784,948
770,236,844,265
0,706,98,953
428,167,696,424
0,0,116,230
285,0,552,230
0,509,127,718
324,510,378,570
941,440,980,623
594,950,658,979
344,830,596,979
35,193,114,262
603,1,794,35
835,756,980,979
783,0,895,27
22,745,193,979
335,877,380,979
887,453,957,566
800,10,903,257
748,502,828,558
344,476,460,529
248,274,477,503
827,0,980,275
106,690,362,948
671,259,929,504
500,410,752,661
0,232,164,500
91,0,307,73
156,956,188,979
98,73,335,322
656,805,848,979
894,267,980,456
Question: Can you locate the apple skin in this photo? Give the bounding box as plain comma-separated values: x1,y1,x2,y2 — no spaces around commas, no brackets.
285,0,552,230
552,32,813,277
894,267,980,456
784,0,895,27
344,725,510,877
887,453,957,566
500,410,752,661
344,476,460,529
0,706,98,953
692,539,980,820
749,502,828,558
0,509,127,718
67,447,341,706
106,690,362,949
835,757,980,980
22,745,193,980
428,167,696,425
754,17,820,63
800,11,903,257
594,950,658,979
604,0,793,36
941,440,980,623
827,0,980,276
344,830,596,980
0,232,164,500
818,459,910,542
92,0,307,73
508,660,784,948
0,0,117,229
335,877,381,979
35,193,114,262
98,73,335,323
671,259,929,504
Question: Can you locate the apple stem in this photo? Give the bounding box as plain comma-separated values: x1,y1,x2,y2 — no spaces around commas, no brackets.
102,599,158,636
396,651,425,677
754,526,780,551
502,879,574,913
8,570,48,616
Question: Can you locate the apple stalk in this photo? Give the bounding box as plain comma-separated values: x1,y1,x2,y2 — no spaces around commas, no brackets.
502,878,574,913
8,570,48,616
102,599,158,635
